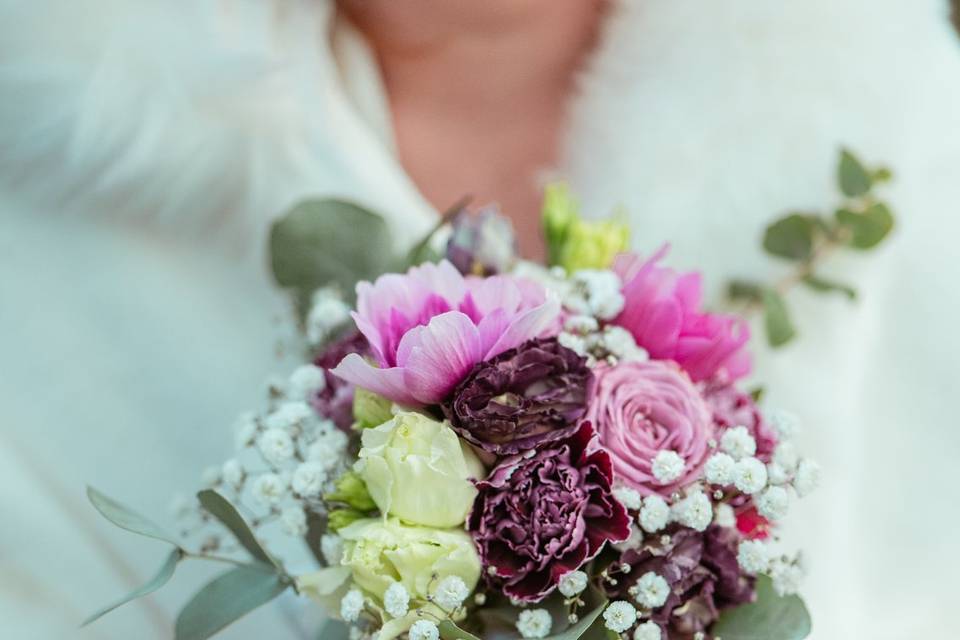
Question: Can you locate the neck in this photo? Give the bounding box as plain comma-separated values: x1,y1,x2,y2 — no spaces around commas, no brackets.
336,1,607,259
339,1,605,120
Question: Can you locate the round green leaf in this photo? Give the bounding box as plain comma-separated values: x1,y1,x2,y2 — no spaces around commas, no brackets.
174,565,288,640
87,486,179,546
838,148,872,197
762,214,816,261
763,290,797,348
712,576,812,640
835,203,894,249
269,199,396,299
82,548,182,626
197,490,277,569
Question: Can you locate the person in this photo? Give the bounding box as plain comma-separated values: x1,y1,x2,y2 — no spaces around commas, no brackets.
2,1,959,638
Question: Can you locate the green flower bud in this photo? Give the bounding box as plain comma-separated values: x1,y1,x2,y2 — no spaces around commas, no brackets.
327,508,366,532
542,182,630,271
353,386,394,430
324,471,377,512
543,182,579,266
560,216,630,272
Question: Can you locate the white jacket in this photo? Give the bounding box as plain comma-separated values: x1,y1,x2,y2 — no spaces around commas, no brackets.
2,1,959,638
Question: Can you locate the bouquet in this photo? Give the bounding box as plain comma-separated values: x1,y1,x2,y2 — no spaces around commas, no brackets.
84,184,825,640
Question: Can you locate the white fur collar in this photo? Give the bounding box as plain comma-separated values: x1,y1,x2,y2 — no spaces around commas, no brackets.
1,0,958,256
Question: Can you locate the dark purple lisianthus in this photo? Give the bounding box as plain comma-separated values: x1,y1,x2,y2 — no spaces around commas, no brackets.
616,526,755,636
701,381,778,461
468,422,631,602
443,337,591,455
310,330,369,431
445,205,518,276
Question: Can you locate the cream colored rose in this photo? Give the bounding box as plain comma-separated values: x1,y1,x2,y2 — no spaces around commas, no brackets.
355,411,483,528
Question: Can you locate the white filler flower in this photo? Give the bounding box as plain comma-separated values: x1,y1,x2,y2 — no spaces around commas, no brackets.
281,506,307,536
516,609,552,639
291,462,327,498
603,601,638,633
757,485,790,521
737,540,770,574
433,576,470,611
286,364,326,401
639,495,670,533
673,491,712,532
634,621,663,640
704,452,736,486
651,450,685,484
321,534,343,565
613,486,643,511
251,473,287,506
258,428,295,466
794,459,821,497
409,620,440,640
714,503,736,528
558,570,589,597
340,589,364,622
383,582,410,618
263,401,314,432
221,459,244,488
632,571,670,609
720,426,756,460
733,457,768,494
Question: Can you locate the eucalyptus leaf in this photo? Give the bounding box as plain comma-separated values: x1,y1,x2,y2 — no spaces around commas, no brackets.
197,490,277,568
801,274,857,300
438,620,484,640
762,214,816,261
835,203,894,249
174,565,288,640
545,597,607,640
711,575,812,640
87,486,179,546
727,279,765,303
763,290,796,347
837,148,872,197
82,548,182,626
269,199,396,303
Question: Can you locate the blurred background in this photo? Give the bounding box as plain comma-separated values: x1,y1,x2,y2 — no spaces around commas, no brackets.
2,0,959,638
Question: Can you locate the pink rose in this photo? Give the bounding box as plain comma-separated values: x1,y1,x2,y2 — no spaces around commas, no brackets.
612,247,751,383
585,360,715,497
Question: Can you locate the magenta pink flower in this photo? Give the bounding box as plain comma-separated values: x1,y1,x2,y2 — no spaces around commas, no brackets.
612,247,751,382
331,261,560,406
585,360,715,497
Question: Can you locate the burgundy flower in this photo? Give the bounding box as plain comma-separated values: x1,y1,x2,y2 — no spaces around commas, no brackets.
443,338,591,455
701,381,778,462
310,331,369,431
616,527,755,637
468,423,631,603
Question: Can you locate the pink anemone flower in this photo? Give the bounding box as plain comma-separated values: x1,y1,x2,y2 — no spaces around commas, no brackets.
332,260,560,406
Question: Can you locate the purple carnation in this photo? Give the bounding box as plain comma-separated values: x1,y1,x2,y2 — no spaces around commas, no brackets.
615,526,755,636
310,330,369,431
443,338,591,455
468,423,631,603
701,381,778,461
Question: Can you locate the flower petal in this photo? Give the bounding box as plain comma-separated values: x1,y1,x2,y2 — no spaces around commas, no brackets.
401,312,485,404
483,298,561,359
330,353,418,406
